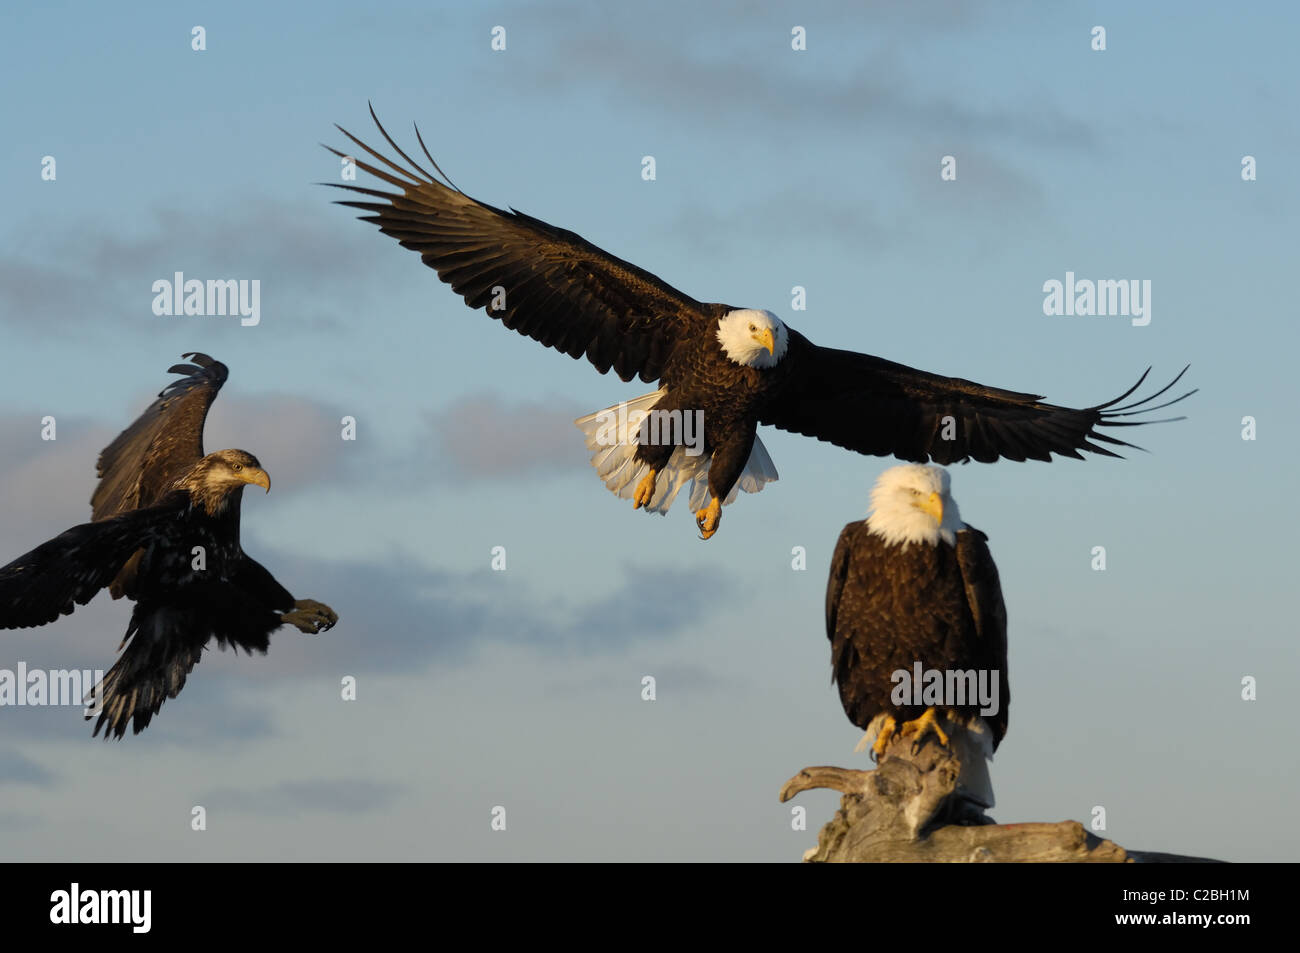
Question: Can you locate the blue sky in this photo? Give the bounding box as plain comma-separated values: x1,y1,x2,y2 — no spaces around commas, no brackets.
0,0,1295,860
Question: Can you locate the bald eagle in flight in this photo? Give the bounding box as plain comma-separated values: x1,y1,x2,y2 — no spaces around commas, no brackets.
826,465,1007,805
0,354,338,738
327,108,1193,539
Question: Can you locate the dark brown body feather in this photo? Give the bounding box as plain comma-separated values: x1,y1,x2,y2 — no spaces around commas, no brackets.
630,313,798,498
825,521,1009,748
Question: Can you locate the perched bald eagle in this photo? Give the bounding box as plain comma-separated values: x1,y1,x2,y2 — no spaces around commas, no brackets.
327,108,1193,539
0,353,338,738
826,465,1007,804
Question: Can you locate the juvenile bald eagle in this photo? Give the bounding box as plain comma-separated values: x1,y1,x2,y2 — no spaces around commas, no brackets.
826,465,1007,804
0,353,337,738
327,108,1194,539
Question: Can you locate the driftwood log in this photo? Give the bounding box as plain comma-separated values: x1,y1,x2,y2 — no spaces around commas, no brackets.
781,728,1222,863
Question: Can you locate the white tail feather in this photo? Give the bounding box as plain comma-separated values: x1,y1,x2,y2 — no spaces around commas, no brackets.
949,715,996,810
574,390,779,515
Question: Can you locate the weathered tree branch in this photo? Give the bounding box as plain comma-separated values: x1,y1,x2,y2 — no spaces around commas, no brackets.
782,730,1222,863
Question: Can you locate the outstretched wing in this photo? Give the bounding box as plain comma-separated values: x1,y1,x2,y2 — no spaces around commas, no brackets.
0,504,181,629
325,106,707,383
764,332,1195,463
91,353,227,520
955,526,1009,749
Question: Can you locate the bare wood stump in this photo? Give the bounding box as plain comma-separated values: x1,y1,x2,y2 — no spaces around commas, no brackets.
781,731,1221,863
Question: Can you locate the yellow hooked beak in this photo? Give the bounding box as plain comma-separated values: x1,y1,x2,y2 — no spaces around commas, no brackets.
916,491,943,525
754,327,775,355
241,467,271,493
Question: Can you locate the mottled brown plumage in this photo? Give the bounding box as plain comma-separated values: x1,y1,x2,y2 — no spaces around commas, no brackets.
0,354,337,738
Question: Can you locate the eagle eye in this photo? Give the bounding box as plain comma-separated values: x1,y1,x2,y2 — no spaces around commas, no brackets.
232,463,243,471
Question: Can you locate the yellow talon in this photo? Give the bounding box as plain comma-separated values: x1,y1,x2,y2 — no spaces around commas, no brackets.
695,496,722,540
898,707,950,751
633,470,658,509
871,715,898,758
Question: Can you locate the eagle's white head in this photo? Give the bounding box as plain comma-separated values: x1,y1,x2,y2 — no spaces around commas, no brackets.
717,309,789,369
865,464,966,548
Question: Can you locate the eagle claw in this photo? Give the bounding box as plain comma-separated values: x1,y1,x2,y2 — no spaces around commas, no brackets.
695,497,722,540
898,707,950,753
870,715,899,760
632,470,658,510
283,599,338,634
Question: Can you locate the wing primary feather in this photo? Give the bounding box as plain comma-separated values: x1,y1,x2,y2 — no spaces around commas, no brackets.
366,102,443,186
411,119,462,193
1101,414,1188,426
327,130,425,188
321,144,420,192
1091,366,1153,410
1103,364,1190,410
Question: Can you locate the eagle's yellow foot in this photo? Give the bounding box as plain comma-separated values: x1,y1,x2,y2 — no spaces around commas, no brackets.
695,496,722,540
283,599,338,634
632,469,658,509
898,707,950,752
871,715,899,758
